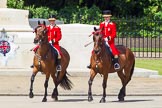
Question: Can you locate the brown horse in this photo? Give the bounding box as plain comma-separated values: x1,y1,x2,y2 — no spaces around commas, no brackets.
29,21,72,102
88,28,135,103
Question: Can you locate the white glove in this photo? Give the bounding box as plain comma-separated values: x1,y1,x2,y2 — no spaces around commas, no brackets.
49,39,55,44
49,40,52,44
104,37,109,41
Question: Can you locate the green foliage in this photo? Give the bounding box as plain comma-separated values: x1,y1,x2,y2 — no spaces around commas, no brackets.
7,0,162,19
59,5,102,24
25,6,57,18
144,0,162,20
114,17,162,38
58,5,79,23
7,0,57,19
154,2,162,20
80,5,102,25
7,0,25,9
155,11,162,19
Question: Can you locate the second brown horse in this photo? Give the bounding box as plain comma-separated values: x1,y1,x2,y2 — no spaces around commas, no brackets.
88,28,135,103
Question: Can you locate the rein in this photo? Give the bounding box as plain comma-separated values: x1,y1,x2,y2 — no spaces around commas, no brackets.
35,43,51,71
92,33,112,74
34,25,51,71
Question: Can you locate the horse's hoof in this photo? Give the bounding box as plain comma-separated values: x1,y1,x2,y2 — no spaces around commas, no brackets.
51,95,54,98
88,96,93,102
99,98,106,103
51,94,57,99
118,95,125,101
51,91,58,99
29,92,34,98
54,97,58,101
52,95,58,101
42,98,47,102
119,97,124,101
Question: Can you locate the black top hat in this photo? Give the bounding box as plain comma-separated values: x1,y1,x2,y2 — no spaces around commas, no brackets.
48,15,56,21
102,10,112,17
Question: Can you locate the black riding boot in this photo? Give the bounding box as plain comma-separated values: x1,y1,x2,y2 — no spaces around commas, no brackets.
56,59,62,72
30,65,34,68
87,64,91,69
114,58,120,70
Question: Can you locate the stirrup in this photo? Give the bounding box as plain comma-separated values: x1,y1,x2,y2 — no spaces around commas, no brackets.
114,63,120,70
56,65,62,71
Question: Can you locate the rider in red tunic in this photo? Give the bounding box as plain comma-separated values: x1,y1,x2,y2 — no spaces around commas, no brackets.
47,15,62,71
87,10,120,70
31,15,62,71
100,10,120,70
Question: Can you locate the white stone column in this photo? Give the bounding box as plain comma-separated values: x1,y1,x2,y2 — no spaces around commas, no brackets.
0,0,33,31
0,0,7,8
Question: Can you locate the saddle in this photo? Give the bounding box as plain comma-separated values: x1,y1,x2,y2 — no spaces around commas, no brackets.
105,44,126,64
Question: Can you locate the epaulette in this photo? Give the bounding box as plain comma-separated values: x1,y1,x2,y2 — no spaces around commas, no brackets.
109,22,114,25
54,25,60,28
46,25,50,27
101,21,105,24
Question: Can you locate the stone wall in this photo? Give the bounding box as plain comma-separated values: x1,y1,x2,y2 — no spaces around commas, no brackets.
0,24,97,72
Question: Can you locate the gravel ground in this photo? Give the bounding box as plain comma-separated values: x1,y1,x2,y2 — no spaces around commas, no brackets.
0,74,162,96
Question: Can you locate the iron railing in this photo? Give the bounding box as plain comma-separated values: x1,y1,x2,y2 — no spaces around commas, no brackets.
114,17,162,58
64,16,162,58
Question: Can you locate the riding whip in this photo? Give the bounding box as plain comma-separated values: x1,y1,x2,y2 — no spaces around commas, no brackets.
84,41,93,47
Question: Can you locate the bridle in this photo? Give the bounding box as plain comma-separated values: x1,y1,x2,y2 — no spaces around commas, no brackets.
34,25,48,45
93,31,103,55
33,24,50,71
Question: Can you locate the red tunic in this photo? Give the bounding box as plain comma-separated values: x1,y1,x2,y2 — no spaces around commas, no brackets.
100,21,119,55
33,25,62,54
46,25,62,53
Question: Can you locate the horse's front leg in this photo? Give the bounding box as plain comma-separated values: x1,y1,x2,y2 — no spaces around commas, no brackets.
29,73,36,98
42,75,50,102
88,69,97,102
100,74,108,103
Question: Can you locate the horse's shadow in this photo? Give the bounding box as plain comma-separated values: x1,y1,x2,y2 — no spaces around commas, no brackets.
57,98,87,102
111,99,153,103
48,98,153,103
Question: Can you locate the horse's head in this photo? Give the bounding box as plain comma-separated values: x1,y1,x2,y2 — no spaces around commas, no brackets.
93,27,103,55
34,21,48,44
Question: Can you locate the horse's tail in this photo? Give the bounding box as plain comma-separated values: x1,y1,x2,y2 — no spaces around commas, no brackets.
59,70,73,90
